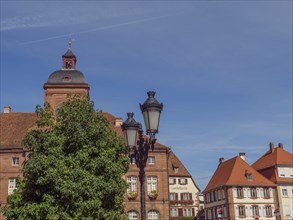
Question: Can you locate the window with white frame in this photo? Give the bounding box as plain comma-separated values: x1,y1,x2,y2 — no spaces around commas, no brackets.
252,206,259,217
282,186,288,197
169,193,178,201
174,167,179,173
8,178,17,195
279,167,285,177
222,189,226,199
210,192,214,202
179,178,187,185
183,208,192,217
148,210,158,220
263,187,270,198
217,189,221,200
265,206,272,217
128,210,138,220
290,167,293,177
148,156,155,165
236,187,243,198
250,187,257,198
147,176,157,193
169,177,176,185
238,206,245,217
170,208,178,217
181,193,192,200
207,209,212,219
127,176,137,193
212,192,216,201
129,157,136,164
12,157,19,166
223,206,227,217
284,205,291,217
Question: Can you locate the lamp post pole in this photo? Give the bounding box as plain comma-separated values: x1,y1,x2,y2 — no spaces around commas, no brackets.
122,91,163,220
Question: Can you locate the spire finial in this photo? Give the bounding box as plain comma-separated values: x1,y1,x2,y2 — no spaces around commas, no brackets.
68,38,72,50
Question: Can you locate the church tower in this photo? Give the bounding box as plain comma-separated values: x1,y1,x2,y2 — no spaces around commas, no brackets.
44,43,90,111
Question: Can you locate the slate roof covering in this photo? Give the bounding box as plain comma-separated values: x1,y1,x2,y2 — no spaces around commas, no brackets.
252,146,293,170
0,113,38,148
63,48,76,57
204,156,276,192
46,70,87,84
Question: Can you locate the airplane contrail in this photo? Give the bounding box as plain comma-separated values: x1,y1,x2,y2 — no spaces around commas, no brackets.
20,13,175,45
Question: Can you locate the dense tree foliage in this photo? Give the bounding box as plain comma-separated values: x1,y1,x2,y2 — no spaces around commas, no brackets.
2,97,129,220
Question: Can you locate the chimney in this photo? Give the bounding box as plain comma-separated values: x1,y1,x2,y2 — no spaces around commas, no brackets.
269,142,275,153
278,143,283,149
219,157,225,165
239,152,246,161
3,106,11,113
114,117,123,127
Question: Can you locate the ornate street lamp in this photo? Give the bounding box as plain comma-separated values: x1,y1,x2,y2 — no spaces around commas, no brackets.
122,91,163,220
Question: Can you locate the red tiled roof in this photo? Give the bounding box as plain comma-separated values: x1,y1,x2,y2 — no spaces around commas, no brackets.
0,113,38,148
204,156,276,192
0,111,168,150
252,146,293,170
168,151,191,177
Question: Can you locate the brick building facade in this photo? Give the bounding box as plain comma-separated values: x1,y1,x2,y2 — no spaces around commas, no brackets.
0,46,200,220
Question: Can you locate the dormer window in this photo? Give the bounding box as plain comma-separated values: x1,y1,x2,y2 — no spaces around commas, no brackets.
245,170,253,181
63,74,71,82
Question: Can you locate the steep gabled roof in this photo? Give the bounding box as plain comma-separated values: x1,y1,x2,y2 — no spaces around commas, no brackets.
168,151,191,177
168,151,201,191
0,113,38,148
204,156,275,192
252,146,293,170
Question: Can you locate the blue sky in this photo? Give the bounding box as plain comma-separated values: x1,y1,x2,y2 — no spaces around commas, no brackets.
1,1,292,190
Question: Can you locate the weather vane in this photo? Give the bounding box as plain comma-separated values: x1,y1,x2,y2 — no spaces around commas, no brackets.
67,36,75,50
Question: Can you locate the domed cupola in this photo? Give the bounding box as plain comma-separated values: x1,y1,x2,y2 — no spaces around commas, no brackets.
46,42,88,84
44,42,90,111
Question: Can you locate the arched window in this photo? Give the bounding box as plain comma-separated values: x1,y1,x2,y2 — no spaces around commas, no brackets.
148,210,159,220
128,210,138,220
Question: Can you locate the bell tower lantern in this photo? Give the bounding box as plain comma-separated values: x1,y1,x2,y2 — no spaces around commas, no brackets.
44,43,90,111
62,41,77,70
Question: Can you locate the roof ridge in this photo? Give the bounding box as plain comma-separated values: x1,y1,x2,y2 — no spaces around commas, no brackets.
225,156,238,184
171,151,192,177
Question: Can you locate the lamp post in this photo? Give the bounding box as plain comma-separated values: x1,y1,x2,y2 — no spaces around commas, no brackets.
122,91,163,220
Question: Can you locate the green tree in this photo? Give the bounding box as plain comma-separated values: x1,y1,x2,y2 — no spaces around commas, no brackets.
1,97,129,220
